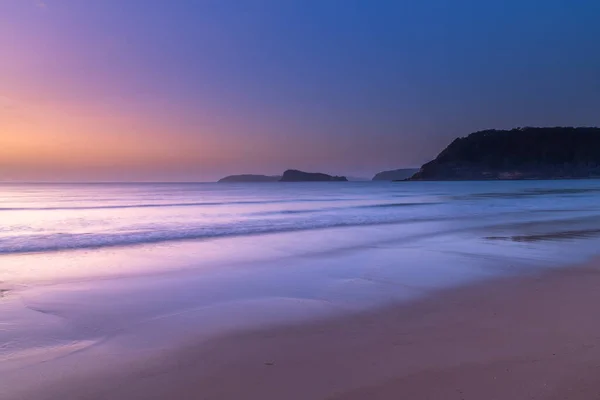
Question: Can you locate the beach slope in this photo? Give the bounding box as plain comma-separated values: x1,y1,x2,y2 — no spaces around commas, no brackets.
9,261,600,400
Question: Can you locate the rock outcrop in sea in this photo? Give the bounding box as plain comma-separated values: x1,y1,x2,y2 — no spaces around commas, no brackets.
218,174,281,183
372,168,419,181
280,169,348,182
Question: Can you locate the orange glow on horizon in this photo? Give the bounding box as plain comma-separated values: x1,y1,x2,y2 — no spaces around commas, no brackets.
0,93,243,180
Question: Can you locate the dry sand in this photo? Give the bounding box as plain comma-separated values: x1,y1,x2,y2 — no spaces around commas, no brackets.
11,262,600,400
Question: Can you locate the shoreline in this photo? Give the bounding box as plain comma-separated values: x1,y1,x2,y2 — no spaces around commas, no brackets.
7,259,600,400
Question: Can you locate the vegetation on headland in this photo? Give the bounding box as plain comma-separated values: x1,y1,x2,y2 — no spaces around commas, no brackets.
410,127,600,180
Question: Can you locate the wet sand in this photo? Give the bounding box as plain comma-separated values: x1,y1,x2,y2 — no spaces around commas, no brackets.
9,262,600,400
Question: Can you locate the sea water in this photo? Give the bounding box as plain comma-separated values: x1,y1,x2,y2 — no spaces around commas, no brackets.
2,181,600,388
3,181,600,256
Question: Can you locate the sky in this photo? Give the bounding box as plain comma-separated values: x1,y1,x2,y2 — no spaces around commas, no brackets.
1,0,599,182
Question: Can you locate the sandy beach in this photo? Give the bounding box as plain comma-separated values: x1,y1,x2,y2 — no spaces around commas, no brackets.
8,260,600,400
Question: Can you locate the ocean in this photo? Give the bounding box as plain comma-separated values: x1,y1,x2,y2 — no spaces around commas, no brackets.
3,181,600,255
2,180,600,387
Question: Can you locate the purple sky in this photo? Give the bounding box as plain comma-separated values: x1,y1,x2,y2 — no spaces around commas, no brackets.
1,0,599,181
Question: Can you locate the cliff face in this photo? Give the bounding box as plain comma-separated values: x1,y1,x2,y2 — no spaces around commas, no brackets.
218,174,281,183
280,169,348,182
411,127,600,180
372,168,419,181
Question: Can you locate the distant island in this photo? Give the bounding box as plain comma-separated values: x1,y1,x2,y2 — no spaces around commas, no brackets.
372,168,419,181
346,176,370,181
218,170,347,182
410,127,600,180
218,174,281,183
280,169,348,182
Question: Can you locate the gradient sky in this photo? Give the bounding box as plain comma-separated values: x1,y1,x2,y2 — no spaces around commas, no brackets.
1,0,599,181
